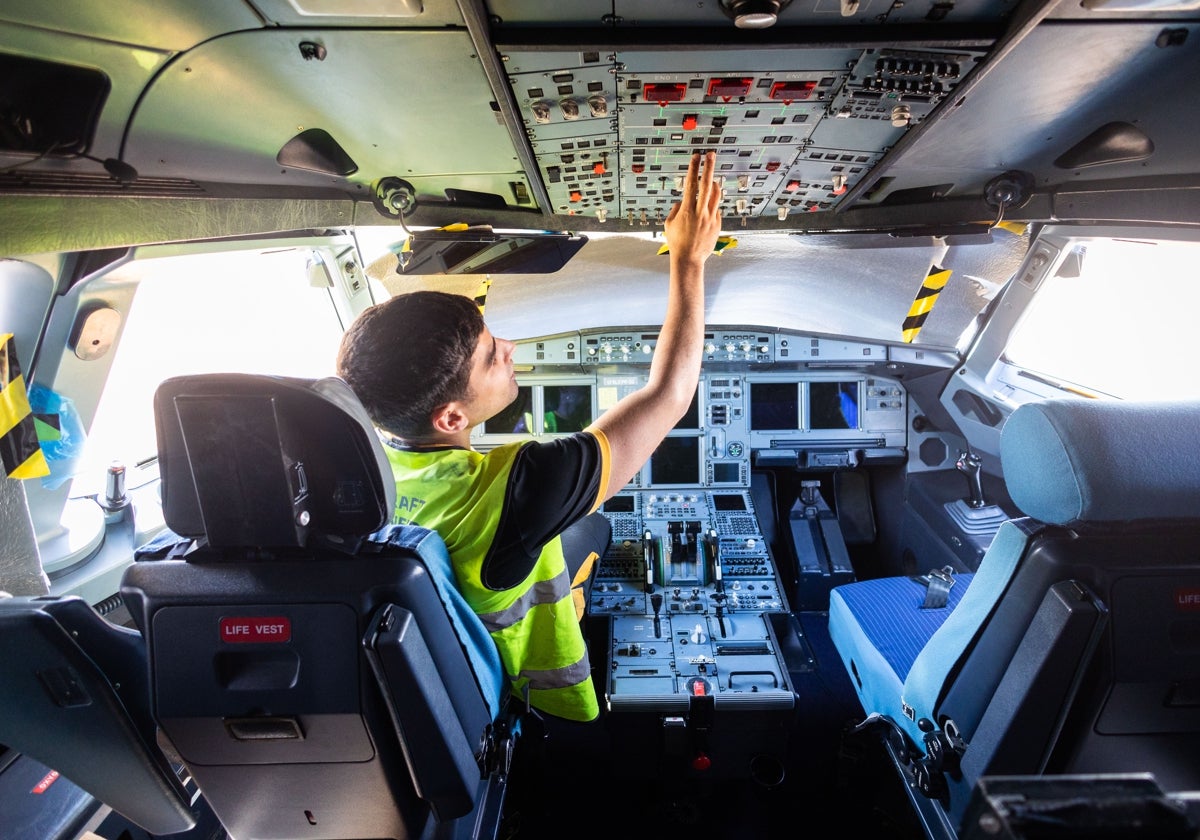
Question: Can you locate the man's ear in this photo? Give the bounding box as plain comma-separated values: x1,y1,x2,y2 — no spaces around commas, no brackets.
430,401,470,435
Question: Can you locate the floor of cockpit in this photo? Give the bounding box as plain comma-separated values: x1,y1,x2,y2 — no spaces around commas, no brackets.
507,610,922,839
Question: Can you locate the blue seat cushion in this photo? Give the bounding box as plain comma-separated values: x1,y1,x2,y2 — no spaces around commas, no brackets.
829,572,974,722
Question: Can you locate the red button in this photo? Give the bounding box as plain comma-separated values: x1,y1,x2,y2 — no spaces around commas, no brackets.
691,753,712,771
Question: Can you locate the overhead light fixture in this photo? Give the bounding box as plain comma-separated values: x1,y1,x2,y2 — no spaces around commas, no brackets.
720,0,793,28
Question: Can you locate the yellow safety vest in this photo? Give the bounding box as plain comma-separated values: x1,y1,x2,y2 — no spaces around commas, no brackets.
384,441,599,722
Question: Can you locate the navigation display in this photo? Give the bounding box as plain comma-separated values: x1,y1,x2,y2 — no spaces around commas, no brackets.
674,389,700,431
649,436,701,485
809,381,859,430
750,382,799,431
485,386,532,434
543,385,592,433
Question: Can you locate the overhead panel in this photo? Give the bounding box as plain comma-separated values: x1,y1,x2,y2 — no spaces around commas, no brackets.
502,44,987,223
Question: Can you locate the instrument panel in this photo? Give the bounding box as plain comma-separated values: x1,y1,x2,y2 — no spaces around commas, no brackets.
474,326,911,713
498,45,986,223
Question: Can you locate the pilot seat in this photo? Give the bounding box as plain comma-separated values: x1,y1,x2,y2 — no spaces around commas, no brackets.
121,372,519,840
828,398,1200,834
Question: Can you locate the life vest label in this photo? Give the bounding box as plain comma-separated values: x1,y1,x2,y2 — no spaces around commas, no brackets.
220,616,292,643
1176,588,1200,610
31,770,59,794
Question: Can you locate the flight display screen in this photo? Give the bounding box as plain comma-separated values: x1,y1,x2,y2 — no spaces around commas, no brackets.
674,389,700,431
486,386,532,434
749,382,799,431
809,381,859,430
543,385,592,433
649,436,701,485
603,495,636,513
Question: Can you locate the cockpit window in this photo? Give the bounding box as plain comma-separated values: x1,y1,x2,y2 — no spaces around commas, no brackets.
70,247,345,498
1003,237,1200,400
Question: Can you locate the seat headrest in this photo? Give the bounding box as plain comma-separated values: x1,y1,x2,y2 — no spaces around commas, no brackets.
1000,399,1200,526
154,373,394,550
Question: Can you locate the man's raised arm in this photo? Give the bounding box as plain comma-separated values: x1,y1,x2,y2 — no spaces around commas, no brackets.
588,150,724,499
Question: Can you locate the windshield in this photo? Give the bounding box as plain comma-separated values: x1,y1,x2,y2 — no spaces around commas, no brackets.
1004,237,1200,400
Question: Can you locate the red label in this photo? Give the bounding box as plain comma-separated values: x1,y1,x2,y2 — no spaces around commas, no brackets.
32,770,59,794
1176,588,1200,610
220,616,292,643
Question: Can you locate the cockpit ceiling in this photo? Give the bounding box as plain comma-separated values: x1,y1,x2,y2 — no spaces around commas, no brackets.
1,0,1199,239
377,228,1028,347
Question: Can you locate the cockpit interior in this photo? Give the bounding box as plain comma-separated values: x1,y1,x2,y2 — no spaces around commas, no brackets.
3,1,1200,839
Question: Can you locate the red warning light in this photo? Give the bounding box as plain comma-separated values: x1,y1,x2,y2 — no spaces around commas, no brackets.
643,83,687,105
707,77,753,100
682,114,698,131
769,81,817,104
569,190,583,202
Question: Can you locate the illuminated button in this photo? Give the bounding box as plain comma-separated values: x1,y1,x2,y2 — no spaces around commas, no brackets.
682,114,698,130
569,190,583,202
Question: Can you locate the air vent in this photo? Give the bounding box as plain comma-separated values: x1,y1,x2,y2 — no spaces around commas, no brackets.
0,171,205,196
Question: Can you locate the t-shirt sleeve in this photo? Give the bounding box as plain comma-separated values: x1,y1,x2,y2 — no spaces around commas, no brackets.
481,431,608,590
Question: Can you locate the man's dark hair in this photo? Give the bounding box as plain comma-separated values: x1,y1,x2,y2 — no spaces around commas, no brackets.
337,291,485,439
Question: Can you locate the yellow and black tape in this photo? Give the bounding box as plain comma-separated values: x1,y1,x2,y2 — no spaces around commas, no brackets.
657,235,738,256
473,277,492,315
901,265,952,344
0,333,50,479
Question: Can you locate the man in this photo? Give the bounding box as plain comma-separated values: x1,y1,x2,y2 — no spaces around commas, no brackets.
337,151,723,722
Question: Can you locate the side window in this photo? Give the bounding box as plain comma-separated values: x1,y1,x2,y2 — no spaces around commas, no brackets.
73,247,346,495
1003,238,1200,400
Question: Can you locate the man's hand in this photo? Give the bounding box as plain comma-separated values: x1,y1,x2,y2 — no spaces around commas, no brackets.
663,151,724,266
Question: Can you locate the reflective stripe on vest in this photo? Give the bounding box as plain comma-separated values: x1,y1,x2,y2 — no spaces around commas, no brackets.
477,568,570,633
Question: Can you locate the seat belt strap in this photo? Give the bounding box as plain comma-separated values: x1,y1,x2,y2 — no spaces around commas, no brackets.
910,566,956,609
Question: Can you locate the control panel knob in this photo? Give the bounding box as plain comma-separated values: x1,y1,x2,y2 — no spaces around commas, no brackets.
705,342,716,354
